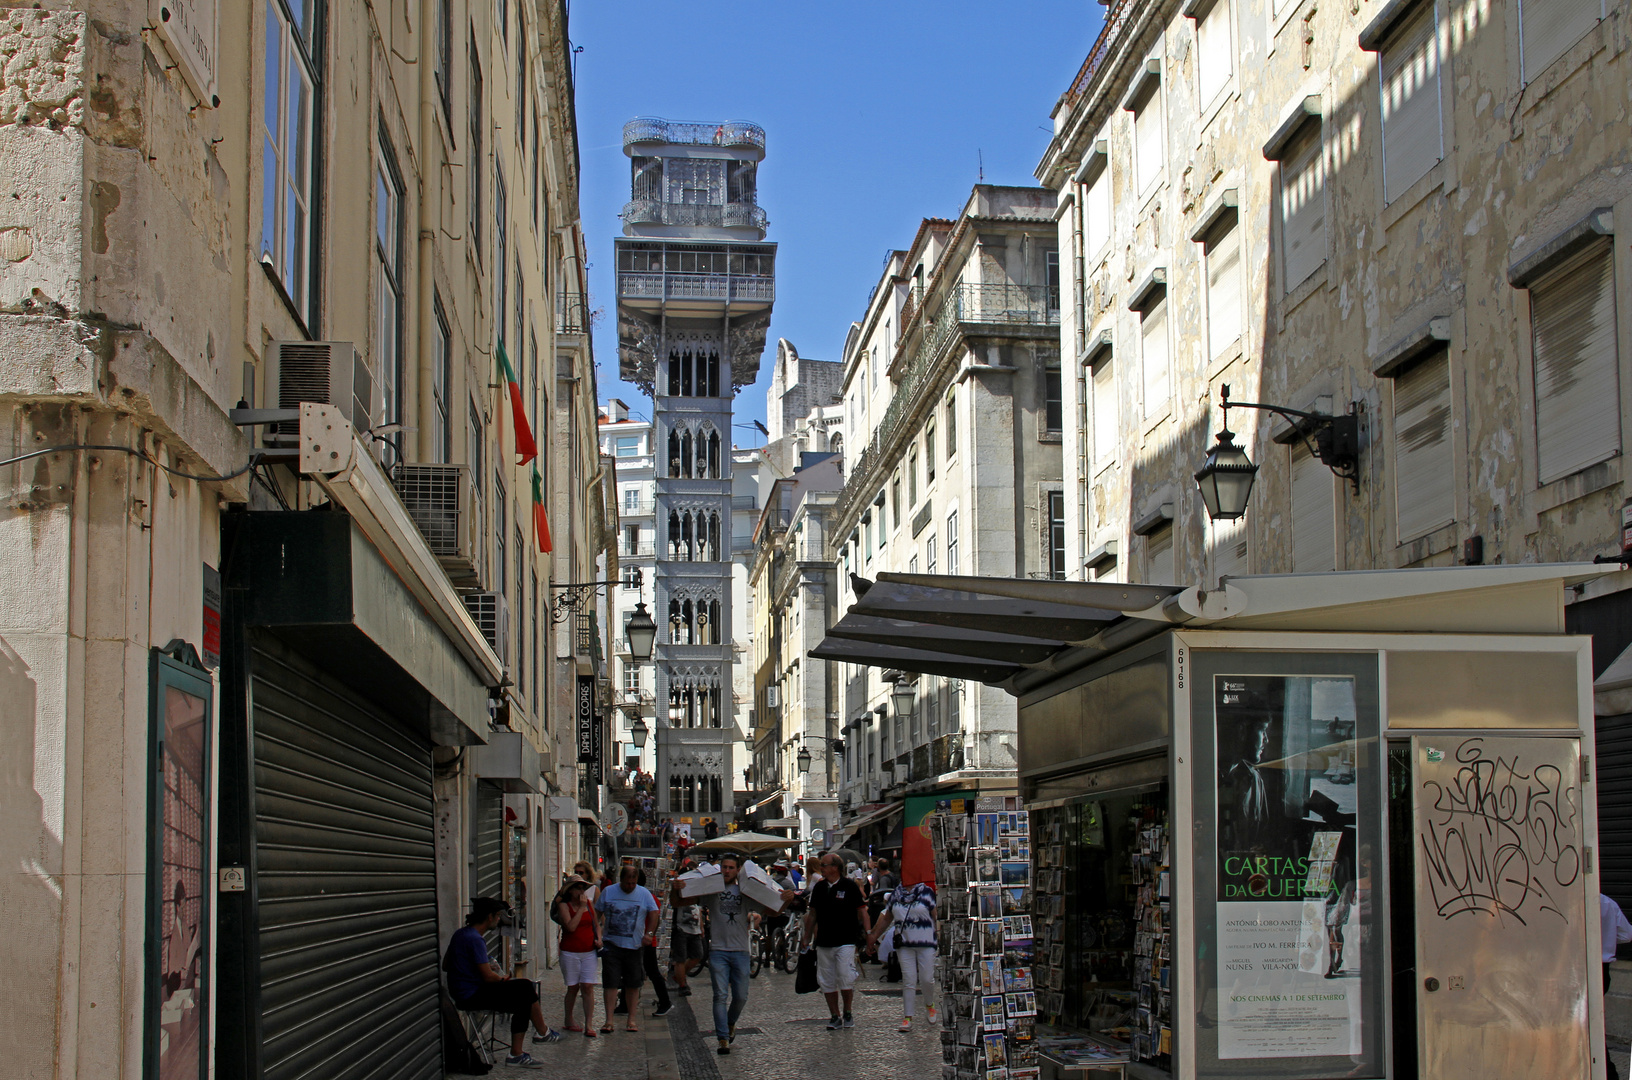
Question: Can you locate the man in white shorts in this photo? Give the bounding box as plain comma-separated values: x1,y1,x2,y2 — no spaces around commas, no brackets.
802,852,871,1030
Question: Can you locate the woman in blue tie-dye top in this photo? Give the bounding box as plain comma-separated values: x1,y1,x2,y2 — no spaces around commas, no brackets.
867,879,938,1031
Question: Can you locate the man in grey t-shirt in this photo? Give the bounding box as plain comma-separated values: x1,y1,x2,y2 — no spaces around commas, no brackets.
678,854,795,1056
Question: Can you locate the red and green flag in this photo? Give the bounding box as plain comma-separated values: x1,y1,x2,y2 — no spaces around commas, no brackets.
531,464,553,554
496,340,537,466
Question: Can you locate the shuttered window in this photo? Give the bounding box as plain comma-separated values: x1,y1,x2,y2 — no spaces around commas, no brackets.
1520,0,1602,82
1209,514,1248,583
1141,297,1169,419
1146,525,1176,585
1392,348,1456,542
1279,127,1325,290
1206,218,1242,359
1291,442,1337,571
1531,240,1620,484
1134,85,1164,193
1196,0,1234,107
1084,161,1111,259
1380,6,1443,203
1092,355,1118,467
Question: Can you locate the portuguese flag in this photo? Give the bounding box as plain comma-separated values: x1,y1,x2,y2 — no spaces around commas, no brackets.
496,339,537,465
531,464,553,553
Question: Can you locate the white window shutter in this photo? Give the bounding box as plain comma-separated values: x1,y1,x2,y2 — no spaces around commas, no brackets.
1392,349,1456,542
1520,0,1602,82
1197,0,1233,106
1531,241,1620,484
1380,8,1443,203
1291,443,1336,571
1210,514,1248,583
1141,298,1169,419
1280,130,1325,290
1207,224,1242,359
1134,90,1164,193
1146,527,1176,586
1085,165,1111,259
1093,356,1118,465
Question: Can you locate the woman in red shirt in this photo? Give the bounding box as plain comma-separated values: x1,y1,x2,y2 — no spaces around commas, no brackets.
557,877,602,1034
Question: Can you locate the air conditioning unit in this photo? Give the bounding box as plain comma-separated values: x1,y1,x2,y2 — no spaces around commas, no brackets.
463,591,509,663
392,463,478,585
264,340,376,445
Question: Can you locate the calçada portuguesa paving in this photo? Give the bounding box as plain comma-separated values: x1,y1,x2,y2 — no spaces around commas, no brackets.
477,955,941,1080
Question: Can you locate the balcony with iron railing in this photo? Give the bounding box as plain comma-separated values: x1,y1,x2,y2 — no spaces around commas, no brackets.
618,269,776,307
556,292,590,334
621,200,768,232
623,117,767,156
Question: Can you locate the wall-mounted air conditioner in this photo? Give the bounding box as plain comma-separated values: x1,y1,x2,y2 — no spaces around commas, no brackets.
265,340,376,445
462,591,509,663
392,463,478,585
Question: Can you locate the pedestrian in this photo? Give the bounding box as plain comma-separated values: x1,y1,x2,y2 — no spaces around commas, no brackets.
668,869,706,999
572,860,599,905
555,877,601,1036
612,864,673,1018
875,857,900,894
804,852,871,1030
593,864,659,1033
1604,893,1632,1080
442,897,563,1067
866,878,937,1031
680,852,796,1055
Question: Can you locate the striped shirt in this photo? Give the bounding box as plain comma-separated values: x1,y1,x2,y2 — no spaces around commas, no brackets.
888,883,937,948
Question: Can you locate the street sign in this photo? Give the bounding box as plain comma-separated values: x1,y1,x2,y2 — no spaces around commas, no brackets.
602,804,628,836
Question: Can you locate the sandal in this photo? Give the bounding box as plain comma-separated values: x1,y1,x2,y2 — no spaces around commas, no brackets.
584,1029,596,1038
565,1024,584,1032
626,1023,640,1032
599,1024,613,1034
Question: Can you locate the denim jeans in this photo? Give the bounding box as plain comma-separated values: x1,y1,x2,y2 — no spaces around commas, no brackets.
707,948,751,1038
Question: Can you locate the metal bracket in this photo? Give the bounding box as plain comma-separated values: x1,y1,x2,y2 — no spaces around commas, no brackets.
1220,384,1363,494
550,567,642,624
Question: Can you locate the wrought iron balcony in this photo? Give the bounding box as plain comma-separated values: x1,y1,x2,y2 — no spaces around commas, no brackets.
621,200,767,232
955,283,1061,325
623,117,767,153
618,270,775,305
556,292,590,334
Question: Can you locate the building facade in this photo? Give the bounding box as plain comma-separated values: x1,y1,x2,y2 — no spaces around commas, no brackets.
826,185,1063,850
0,2,609,1077
614,117,776,827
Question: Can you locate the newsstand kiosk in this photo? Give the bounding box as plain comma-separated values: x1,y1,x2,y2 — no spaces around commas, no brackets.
820,564,1611,1080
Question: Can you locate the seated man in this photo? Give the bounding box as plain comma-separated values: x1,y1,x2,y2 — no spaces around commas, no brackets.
444,897,562,1066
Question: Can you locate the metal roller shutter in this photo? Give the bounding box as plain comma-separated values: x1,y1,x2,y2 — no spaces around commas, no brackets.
1598,712,1632,913
473,780,506,958
252,644,442,1080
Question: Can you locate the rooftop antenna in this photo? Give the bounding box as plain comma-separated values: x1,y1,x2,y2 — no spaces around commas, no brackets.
978,149,984,183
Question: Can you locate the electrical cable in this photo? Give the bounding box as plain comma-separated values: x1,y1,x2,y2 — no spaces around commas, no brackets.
0,443,263,483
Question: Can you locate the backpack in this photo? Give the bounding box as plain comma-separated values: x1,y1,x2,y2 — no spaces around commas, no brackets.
548,890,567,928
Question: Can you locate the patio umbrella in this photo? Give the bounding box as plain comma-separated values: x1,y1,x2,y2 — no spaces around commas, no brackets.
689,831,803,858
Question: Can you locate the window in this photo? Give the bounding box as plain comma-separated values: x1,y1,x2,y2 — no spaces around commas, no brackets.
616,436,640,457
494,473,507,597
261,0,318,321
948,681,961,732
434,0,452,125
468,35,482,263
1530,241,1619,484
1132,80,1164,193
1392,349,1455,541
1084,159,1111,260
1044,364,1064,433
1279,127,1325,290
514,255,524,372
864,514,873,561
891,475,901,529
926,534,936,574
468,400,484,526
495,164,507,344
432,295,451,462
1145,525,1176,585
1291,443,1336,571
1520,0,1602,83
1203,213,1242,359
531,570,539,713
1379,7,1443,203
1045,250,1061,313
1195,0,1234,107
908,447,919,505
1139,294,1169,420
926,422,937,481
1092,355,1117,468
623,662,640,695
623,488,639,511
531,114,540,230
375,134,403,444
514,525,524,693
1047,491,1067,579
945,388,957,459
497,0,508,43
946,510,959,575
624,523,639,554
515,4,525,129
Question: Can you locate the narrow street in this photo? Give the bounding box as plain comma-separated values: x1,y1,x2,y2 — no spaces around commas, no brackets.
481,957,940,1080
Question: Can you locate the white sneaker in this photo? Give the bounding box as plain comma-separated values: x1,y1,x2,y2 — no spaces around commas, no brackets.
927,1006,938,1024
898,1017,912,1032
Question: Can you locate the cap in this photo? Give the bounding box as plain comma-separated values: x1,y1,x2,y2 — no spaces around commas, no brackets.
470,896,510,920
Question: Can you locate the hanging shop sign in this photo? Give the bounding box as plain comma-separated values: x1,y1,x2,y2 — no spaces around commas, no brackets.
576,676,595,763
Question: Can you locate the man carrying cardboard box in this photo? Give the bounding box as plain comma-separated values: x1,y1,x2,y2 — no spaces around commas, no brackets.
674,853,796,1056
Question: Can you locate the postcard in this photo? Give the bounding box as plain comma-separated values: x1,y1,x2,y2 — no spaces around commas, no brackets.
983,1031,1008,1069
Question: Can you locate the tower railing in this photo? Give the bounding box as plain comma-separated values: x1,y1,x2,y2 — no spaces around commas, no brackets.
623,117,767,152
621,200,767,231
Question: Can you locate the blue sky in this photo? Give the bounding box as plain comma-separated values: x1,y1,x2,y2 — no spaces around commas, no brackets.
569,2,1106,439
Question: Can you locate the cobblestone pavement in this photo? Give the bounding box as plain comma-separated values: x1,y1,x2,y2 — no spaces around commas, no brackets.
668,957,942,1080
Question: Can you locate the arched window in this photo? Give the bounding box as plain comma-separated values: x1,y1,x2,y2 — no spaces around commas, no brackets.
707,430,721,477
667,349,681,396
668,429,682,478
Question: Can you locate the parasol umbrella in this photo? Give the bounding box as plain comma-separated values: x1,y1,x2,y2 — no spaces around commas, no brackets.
689,831,803,858
829,847,866,866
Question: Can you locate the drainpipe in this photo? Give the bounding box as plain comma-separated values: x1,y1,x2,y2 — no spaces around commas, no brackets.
417,13,438,464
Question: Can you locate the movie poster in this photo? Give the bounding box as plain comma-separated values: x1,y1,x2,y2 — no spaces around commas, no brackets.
1214,673,1364,1060
156,684,208,1080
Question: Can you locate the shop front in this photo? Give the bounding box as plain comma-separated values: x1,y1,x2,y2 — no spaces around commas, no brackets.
823,565,1611,1080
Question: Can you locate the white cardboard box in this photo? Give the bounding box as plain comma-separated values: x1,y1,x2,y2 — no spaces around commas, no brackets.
676,862,725,898
739,859,786,911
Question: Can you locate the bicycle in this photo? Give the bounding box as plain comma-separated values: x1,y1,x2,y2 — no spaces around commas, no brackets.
748,925,764,978
776,919,804,974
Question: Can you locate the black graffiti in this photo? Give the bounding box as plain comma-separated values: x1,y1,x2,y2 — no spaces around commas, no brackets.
1418,739,1581,924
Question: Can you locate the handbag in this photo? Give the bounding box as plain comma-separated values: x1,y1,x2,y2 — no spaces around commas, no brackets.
794,948,819,994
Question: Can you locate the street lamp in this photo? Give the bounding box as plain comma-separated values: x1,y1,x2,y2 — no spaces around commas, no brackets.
892,676,917,718
1195,384,1360,522
797,744,813,774
630,717,649,748
624,602,657,662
